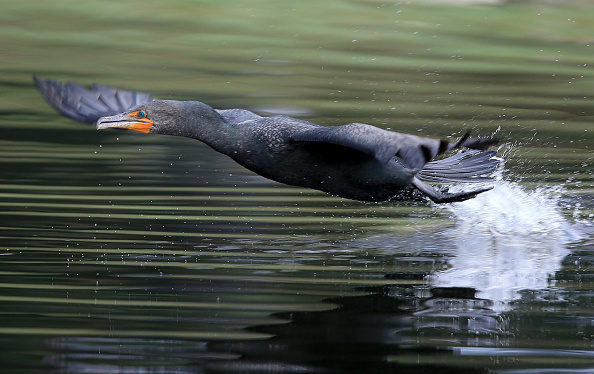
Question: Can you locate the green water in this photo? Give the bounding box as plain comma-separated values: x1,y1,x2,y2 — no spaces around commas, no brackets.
1,0,593,372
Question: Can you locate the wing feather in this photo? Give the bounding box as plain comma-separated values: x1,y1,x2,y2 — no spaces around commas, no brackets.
34,75,154,124
289,123,446,170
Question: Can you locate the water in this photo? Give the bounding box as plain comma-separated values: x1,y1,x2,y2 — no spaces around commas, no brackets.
439,181,577,310
1,0,594,372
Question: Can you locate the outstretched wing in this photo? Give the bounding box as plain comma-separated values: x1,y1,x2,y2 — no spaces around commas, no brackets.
34,75,154,124
289,123,449,170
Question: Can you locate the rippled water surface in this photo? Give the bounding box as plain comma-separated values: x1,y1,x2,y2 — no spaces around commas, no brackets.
1,0,594,372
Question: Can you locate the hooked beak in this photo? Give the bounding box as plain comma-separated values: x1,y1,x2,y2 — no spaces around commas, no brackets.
97,113,153,134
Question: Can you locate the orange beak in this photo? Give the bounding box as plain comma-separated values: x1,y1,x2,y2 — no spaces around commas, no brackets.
96,113,153,134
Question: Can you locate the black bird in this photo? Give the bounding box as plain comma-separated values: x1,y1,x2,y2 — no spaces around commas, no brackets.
34,76,500,203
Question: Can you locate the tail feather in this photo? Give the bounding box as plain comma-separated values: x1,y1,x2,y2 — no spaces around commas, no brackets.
417,150,500,183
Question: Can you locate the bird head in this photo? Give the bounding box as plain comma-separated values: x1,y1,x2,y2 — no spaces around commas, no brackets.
96,100,222,138
96,100,188,136
97,108,154,133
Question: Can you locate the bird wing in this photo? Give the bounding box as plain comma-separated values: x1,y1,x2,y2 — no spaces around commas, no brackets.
34,75,154,124
289,123,448,170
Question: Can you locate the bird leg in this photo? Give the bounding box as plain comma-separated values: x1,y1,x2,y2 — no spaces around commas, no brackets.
411,177,493,204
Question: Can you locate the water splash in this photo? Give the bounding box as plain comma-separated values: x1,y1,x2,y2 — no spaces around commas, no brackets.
432,180,579,311
447,181,575,237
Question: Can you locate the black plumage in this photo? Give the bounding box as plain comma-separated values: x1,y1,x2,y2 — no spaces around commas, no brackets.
34,76,500,203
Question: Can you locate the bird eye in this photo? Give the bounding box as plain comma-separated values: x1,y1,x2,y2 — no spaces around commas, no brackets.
137,111,146,118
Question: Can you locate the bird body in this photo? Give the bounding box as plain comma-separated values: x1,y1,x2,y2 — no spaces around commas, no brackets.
34,76,500,203
217,114,417,202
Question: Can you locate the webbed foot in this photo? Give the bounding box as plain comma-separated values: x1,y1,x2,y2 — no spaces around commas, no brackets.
411,177,493,204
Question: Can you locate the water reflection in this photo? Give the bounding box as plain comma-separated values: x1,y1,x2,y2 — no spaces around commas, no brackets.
43,292,494,373
41,280,594,373
434,181,576,310
45,337,220,374
209,292,491,374
12,179,589,373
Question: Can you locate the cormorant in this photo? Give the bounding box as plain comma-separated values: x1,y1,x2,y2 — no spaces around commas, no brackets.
34,76,500,203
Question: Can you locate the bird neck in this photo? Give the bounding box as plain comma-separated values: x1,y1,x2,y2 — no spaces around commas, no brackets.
165,101,238,151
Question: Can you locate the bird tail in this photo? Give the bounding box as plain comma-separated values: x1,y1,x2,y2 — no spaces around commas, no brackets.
417,150,500,183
